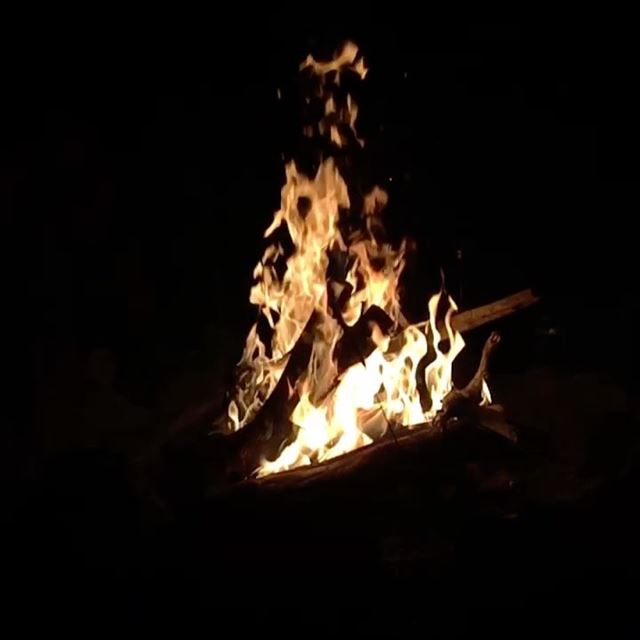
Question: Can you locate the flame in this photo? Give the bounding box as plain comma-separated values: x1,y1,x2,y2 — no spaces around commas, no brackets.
225,42,491,475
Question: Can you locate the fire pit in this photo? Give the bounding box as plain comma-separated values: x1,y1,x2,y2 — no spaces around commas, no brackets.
205,42,538,483
12,27,639,635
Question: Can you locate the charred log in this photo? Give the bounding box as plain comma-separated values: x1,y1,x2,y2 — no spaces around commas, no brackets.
434,331,501,429
160,291,532,489
211,416,520,505
224,312,319,476
450,289,539,335
334,303,395,372
339,289,538,373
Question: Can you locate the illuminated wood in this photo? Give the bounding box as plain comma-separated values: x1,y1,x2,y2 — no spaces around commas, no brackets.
232,330,508,487
451,289,539,334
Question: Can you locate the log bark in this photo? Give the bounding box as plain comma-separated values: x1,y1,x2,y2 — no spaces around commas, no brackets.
333,303,395,373
222,290,528,476
227,329,506,488
210,414,518,502
336,289,538,377
170,289,537,437
434,331,501,429
224,312,319,475
450,289,539,335
223,419,454,494
155,329,514,511
161,290,535,488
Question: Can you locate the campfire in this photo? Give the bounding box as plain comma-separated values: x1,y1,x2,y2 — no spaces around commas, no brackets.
219,42,537,479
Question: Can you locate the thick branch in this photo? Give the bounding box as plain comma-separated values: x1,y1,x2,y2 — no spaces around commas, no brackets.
232,289,529,470
225,312,319,475
212,413,517,500
338,289,537,375
451,289,539,335
164,290,534,482
434,331,501,429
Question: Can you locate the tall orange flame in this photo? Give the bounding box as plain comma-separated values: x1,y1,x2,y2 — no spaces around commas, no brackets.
225,42,490,476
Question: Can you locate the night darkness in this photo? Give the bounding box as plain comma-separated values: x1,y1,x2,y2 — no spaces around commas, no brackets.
4,13,640,634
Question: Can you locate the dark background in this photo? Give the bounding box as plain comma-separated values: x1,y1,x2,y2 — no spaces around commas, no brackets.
6,17,638,412
3,12,639,633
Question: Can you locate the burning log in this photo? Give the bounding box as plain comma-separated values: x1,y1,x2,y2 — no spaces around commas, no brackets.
434,331,501,429
156,337,517,512
164,290,529,482
397,288,539,336
336,289,538,373
450,289,539,336
216,330,511,494
154,314,321,500
213,418,519,504
225,324,504,478
219,417,465,495
333,303,395,373
166,44,540,486
223,312,319,476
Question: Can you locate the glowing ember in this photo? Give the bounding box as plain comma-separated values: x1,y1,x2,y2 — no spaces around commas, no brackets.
225,42,491,476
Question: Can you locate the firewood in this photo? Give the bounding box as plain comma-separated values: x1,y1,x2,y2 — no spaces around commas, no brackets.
336,289,537,376
169,289,537,438
227,330,506,485
434,331,501,429
153,331,511,514
451,289,539,335
223,298,519,474
237,419,453,492
211,414,518,501
161,290,534,488
333,303,395,373
224,312,319,475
